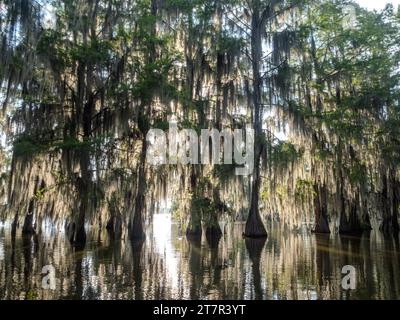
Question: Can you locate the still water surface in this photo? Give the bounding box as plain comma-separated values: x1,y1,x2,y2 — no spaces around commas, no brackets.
0,214,399,300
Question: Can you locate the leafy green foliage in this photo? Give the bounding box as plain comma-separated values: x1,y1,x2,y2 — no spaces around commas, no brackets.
271,142,304,165
295,179,315,200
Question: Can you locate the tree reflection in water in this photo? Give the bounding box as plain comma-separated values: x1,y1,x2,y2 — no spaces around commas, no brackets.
245,238,266,300
0,218,400,300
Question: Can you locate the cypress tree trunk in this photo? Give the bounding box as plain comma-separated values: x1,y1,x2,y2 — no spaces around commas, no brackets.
205,215,222,242
313,184,330,234
205,5,224,241
186,206,202,238
244,1,267,238
66,6,95,246
360,186,372,232
337,139,350,234
129,139,147,240
22,212,35,235
67,56,91,245
380,169,399,234
389,169,399,233
11,212,18,238
67,177,87,246
22,177,40,235
348,199,362,233
186,166,202,238
245,159,268,237
22,199,35,235
129,0,158,241
22,196,36,235
338,174,350,234
339,197,364,235
106,194,123,239
205,188,223,240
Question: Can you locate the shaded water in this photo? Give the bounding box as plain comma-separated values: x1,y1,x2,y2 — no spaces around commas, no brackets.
0,215,400,300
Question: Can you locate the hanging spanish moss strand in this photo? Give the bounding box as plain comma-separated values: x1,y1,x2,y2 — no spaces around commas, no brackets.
0,0,399,247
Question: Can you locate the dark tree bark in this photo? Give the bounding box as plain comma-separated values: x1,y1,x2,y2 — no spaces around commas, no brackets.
205,188,223,240
106,198,123,239
129,139,147,240
205,219,222,245
22,199,35,235
338,178,349,234
129,0,159,240
11,212,18,239
186,211,202,238
339,195,366,235
66,11,96,246
380,170,399,234
186,166,202,238
313,184,330,234
22,212,35,235
67,176,87,246
244,0,267,238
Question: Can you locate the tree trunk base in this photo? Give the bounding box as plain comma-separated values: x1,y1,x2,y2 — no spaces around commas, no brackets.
380,217,399,234
312,228,330,234
338,228,364,236
312,214,330,234
22,213,36,235
186,210,202,239
129,191,146,241
106,215,123,239
186,226,202,239
128,209,145,241
339,216,364,235
339,221,370,235
128,218,145,240
205,226,222,238
205,226,222,248
66,221,86,248
129,229,146,241
11,213,19,237
244,210,268,238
